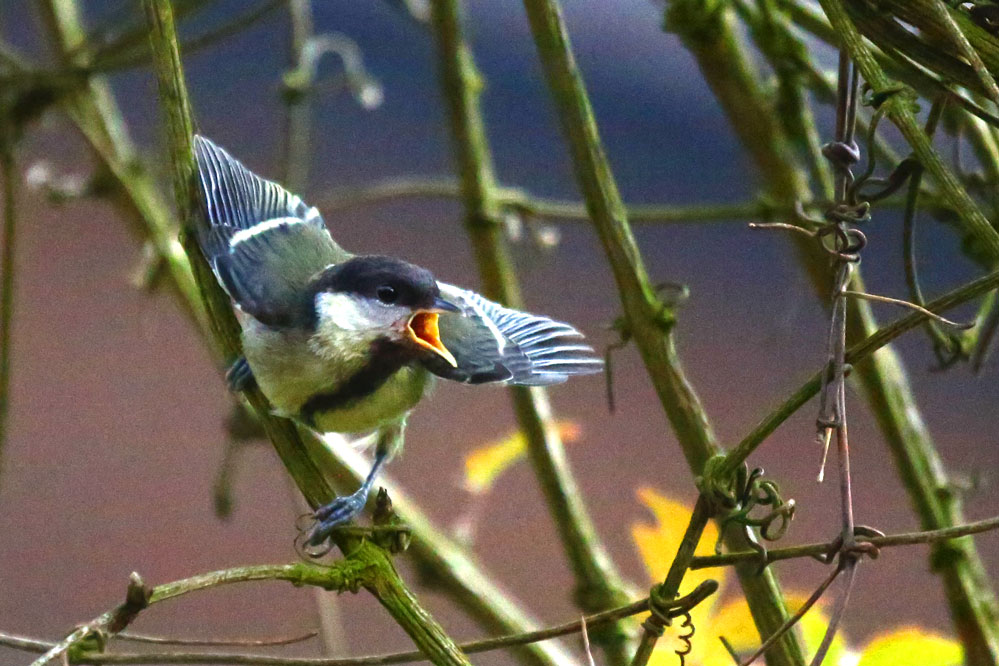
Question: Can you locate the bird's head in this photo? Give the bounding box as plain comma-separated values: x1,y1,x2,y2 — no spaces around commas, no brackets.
309,255,460,366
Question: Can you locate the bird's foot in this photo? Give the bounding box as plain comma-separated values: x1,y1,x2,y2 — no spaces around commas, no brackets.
304,488,370,549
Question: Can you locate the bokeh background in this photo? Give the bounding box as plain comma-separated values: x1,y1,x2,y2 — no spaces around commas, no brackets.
2,0,999,663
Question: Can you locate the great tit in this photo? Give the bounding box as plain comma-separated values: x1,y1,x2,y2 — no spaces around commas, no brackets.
193,136,602,546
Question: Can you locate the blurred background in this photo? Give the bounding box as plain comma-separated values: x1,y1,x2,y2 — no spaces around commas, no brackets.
2,0,998,663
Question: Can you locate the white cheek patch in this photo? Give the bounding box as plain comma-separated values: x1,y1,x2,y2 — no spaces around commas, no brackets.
228,216,305,247
316,292,379,331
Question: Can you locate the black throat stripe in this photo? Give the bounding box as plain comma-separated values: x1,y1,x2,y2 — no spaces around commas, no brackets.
299,339,413,427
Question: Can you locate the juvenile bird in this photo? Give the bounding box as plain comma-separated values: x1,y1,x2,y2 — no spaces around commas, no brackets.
193,136,602,546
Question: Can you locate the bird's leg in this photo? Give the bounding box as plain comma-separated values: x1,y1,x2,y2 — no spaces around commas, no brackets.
306,421,404,547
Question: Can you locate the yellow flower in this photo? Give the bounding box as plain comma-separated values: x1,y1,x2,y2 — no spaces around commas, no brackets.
463,421,581,494
631,488,961,666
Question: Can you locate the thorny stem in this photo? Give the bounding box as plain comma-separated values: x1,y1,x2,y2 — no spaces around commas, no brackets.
142,2,470,665
428,4,633,665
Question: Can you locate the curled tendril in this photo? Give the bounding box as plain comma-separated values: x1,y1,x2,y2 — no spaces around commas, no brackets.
713,465,796,570
674,612,695,666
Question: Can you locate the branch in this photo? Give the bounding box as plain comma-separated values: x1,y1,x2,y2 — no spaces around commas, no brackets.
692,513,999,569
428,4,633,666
5,583,718,665
30,2,592,659
723,267,999,474
29,573,152,666
519,2,805,666
141,2,469,665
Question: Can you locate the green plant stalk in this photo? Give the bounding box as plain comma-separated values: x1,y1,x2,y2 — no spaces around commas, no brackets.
142,2,468,664
812,4,999,661
681,0,999,661
668,2,999,664
428,3,633,664
277,0,348,655
32,1,592,658
37,1,209,335
323,438,579,666
723,267,999,472
821,0,999,261
520,2,806,665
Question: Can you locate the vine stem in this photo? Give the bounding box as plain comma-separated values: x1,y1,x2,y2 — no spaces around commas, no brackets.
520,1,806,665
141,2,470,664
7,513,999,664
428,4,633,664
722,266,999,475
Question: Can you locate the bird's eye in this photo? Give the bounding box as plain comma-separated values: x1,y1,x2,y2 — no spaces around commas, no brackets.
376,285,397,304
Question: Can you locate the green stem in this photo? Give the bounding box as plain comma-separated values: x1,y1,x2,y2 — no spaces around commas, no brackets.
723,267,999,474
141,2,469,664
814,4,999,662
428,2,632,663
821,0,999,262
520,1,805,665
30,2,581,659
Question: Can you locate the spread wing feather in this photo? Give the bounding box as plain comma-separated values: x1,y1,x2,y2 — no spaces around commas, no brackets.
193,135,349,327
424,283,603,385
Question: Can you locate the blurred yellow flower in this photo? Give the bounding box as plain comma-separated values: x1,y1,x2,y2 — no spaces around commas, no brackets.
463,421,581,494
631,488,960,666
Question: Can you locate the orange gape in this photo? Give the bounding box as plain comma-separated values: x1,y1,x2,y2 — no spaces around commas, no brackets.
407,311,457,367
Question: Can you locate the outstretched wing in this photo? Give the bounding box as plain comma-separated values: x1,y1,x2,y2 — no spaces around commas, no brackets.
194,135,349,328
424,283,603,385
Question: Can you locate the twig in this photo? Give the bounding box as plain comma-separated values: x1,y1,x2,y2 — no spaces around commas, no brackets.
924,0,999,106
806,562,858,666
722,267,999,476
522,1,807,665
738,565,842,666
840,290,973,329
30,572,152,666
320,176,953,225
691,512,999,569
429,4,633,665
10,597,652,665
142,2,471,664
116,631,318,647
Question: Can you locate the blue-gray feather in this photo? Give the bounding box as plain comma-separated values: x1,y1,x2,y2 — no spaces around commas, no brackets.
425,284,603,385
193,135,348,327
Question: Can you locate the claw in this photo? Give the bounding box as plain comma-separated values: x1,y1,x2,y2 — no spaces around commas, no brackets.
307,490,369,546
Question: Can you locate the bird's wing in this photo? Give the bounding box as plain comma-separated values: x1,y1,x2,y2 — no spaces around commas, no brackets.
194,135,350,327
424,283,604,385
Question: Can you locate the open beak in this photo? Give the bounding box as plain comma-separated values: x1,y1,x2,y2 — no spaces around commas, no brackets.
407,308,458,367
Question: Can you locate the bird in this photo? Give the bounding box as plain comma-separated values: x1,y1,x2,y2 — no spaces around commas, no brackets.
192,135,603,547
